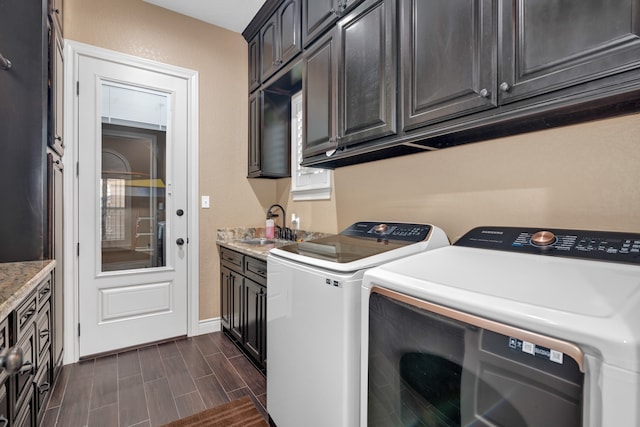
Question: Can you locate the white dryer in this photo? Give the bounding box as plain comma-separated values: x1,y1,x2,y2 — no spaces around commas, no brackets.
361,226,640,427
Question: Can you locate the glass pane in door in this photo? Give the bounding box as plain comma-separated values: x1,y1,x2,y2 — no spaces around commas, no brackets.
100,125,167,272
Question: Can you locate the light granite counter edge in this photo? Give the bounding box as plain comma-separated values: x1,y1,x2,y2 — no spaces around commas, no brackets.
0,260,56,321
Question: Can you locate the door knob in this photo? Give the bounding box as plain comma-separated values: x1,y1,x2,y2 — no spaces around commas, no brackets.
176,238,185,246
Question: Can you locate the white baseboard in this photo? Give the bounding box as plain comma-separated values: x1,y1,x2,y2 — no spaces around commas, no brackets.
195,317,221,335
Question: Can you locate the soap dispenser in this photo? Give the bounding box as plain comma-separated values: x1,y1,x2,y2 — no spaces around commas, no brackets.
266,218,275,239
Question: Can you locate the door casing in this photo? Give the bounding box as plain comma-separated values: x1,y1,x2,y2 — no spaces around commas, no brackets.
64,40,200,362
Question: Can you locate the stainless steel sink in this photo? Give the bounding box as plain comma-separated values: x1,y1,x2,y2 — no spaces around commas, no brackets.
240,238,276,245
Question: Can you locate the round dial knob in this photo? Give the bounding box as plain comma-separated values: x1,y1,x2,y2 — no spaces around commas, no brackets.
531,230,556,246
374,223,388,233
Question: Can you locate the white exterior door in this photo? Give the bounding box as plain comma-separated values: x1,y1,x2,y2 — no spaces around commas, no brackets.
76,53,190,357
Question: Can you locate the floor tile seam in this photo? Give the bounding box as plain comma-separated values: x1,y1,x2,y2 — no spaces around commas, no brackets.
47,368,70,409
117,349,143,381
178,341,214,381
143,377,179,427
159,354,198,400
86,402,120,427
117,372,148,427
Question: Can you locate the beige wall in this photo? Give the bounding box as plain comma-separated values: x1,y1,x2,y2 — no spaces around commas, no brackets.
65,0,640,323
333,113,640,242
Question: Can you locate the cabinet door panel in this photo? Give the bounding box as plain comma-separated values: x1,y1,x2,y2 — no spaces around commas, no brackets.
230,272,243,342
339,0,397,145
248,35,260,93
220,266,231,329
401,0,496,131
243,280,263,362
500,0,640,103
261,17,279,81
303,0,338,47
248,92,262,176
279,0,302,66
303,28,339,157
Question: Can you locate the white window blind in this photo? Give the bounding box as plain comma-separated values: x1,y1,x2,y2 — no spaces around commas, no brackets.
291,91,332,200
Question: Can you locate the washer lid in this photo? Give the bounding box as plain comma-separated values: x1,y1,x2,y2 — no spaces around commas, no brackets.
270,222,449,272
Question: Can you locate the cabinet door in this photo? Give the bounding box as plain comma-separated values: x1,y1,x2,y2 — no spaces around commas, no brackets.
0,0,48,262
220,266,231,329
259,288,266,366
229,271,243,342
260,15,279,81
247,91,262,176
243,280,263,363
248,35,260,93
48,28,64,156
338,0,397,145
0,379,8,427
499,0,640,104
401,0,496,131
302,0,339,47
278,0,302,68
303,28,339,158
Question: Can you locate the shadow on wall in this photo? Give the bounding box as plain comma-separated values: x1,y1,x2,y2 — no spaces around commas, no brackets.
333,113,640,241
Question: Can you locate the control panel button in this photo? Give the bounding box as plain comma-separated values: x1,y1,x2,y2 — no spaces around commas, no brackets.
374,223,388,233
531,231,556,246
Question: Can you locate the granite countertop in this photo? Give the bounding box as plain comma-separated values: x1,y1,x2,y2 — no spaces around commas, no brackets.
217,227,329,260
0,260,55,320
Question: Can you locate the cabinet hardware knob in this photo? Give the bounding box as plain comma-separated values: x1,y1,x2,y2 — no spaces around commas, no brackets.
499,82,512,93
176,238,185,246
479,88,490,98
0,346,23,374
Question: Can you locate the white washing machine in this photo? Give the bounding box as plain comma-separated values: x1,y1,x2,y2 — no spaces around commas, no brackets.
361,226,640,427
267,221,449,427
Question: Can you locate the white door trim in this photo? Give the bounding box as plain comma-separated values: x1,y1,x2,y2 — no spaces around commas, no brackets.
63,40,200,363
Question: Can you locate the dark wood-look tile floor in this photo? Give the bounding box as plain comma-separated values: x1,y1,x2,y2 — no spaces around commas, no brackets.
41,332,267,427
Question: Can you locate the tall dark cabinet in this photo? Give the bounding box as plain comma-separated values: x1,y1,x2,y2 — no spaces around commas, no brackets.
0,0,49,262
0,0,65,424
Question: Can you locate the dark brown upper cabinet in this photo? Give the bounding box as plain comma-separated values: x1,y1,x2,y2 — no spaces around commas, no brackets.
401,0,496,131
248,35,260,93
338,0,396,146
402,0,640,132
499,0,640,104
260,0,301,83
302,28,339,158
301,0,364,47
303,0,396,157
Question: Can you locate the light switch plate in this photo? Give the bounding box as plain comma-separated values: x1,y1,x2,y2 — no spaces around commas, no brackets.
201,195,210,208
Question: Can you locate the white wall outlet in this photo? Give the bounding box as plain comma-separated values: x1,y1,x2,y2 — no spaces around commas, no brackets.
201,195,210,208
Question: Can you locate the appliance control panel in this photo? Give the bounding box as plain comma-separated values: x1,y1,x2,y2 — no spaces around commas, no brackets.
340,221,432,242
455,226,640,264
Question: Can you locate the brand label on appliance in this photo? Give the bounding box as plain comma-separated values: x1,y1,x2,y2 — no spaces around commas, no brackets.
509,337,564,365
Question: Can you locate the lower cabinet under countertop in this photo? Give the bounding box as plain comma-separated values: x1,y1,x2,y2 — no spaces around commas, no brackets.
0,260,59,426
218,246,267,373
